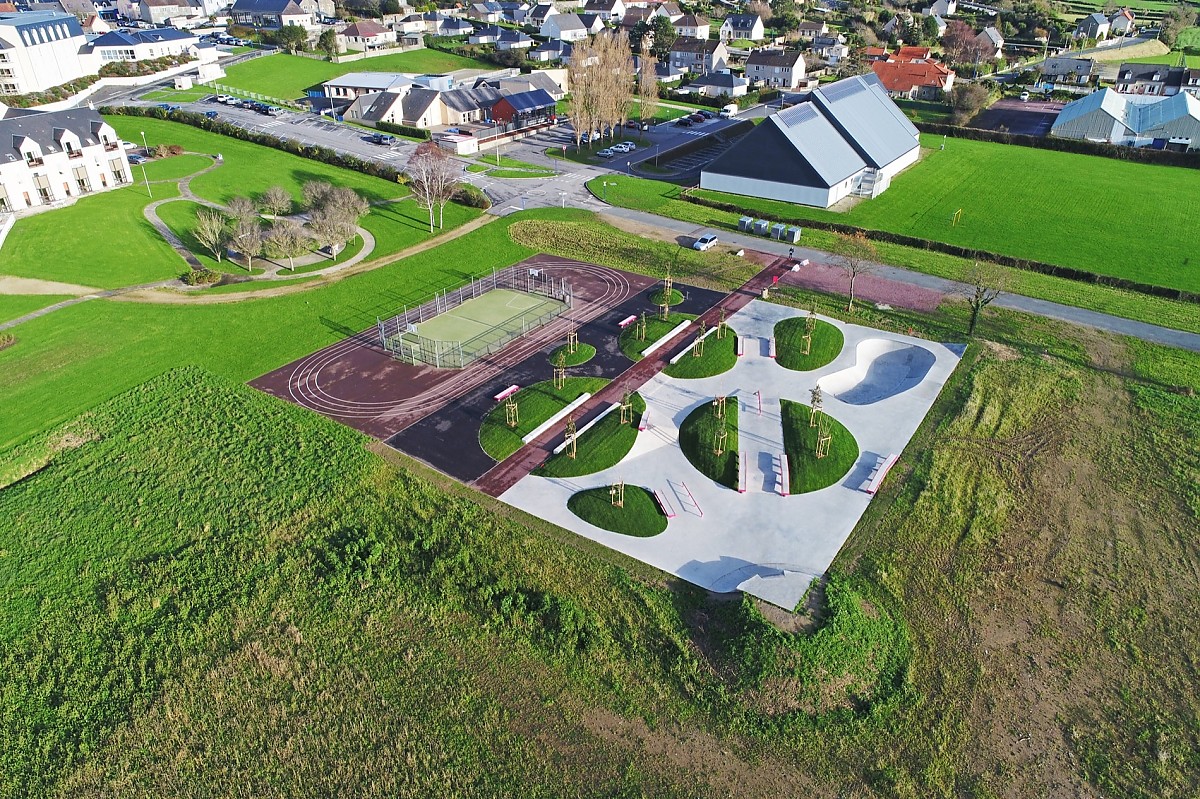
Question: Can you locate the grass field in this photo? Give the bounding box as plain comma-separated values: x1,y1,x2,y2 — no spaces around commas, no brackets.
619,312,696,360
567,485,668,536
678,400,740,488
780,400,859,494
218,50,492,101
591,134,1200,295
535,393,645,478
663,328,738,379
0,295,74,325
135,154,213,183
478,376,608,462
775,317,844,372
1125,50,1200,67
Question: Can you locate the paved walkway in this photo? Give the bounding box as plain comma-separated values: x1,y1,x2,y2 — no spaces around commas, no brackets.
499,299,963,609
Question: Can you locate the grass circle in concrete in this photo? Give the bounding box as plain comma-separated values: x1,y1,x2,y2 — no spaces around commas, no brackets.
780,400,859,494
568,485,667,536
664,329,737,379
479,377,608,462
619,312,695,361
549,342,596,367
535,393,645,478
774,317,844,372
678,400,739,489
648,287,684,308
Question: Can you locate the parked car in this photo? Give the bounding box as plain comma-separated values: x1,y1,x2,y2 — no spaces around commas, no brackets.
596,148,616,158
719,103,738,118
692,233,718,251
128,154,148,165
689,113,706,123
215,94,231,104
204,110,219,119
1019,91,1031,101
613,142,635,153
698,110,716,119
370,133,397,145
674,117,693,127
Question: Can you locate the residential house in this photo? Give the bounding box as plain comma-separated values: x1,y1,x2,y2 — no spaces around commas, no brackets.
582,0,623,22
921,0,955,15
1051,88,1200,150
475,70,566,100
863,46,889,62
1037,56,1096,87
345,84,505,128
811,34,849,64
881,14,911,40
81,13,111,32
745,48,805,89
719,14,763,41
653,58,685,82
438,17,474,36
229,0,312,29
489,87,556,126
687,70,747,97
540,12,589,41
930,15,946,37
973,25,1003,59
617,6,653,32
528,2,556,28
701,74,921,208
668,37,727,73
795,19,827,39
88,26,216,64
494,27,534,49
300,0,334,19
339,20,396,51
896,45,931,60
137,0,199,26
577,12,605,34
1073,12,1110,40
528,38,572,62
1108,7,1135,36
1184,68,1200,98
1114,63,1185,96
672,13,708,39
0,104,130,212
0,11,93,95
466,1,502,23
468,24,503,43
871,56,954,99
497,2,530,24
656,2,683,21
322,71,416,102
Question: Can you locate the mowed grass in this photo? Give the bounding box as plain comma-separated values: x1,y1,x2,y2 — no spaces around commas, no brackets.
0,184,184,289
0,207,574,451
155,200,264,275
597,133,1200,294
663,328,737,379
619,312,696,360
567,485,667,536
775,317,844,372
0,295,75,325
219,50,492,100
678,400,739,488
780,400,859,494
477,376,609,462
1125,50,1200,67
549,342,596,366
134,154,213,184
535,393,645,478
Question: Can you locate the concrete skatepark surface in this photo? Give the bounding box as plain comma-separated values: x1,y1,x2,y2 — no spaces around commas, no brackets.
500,300,963,610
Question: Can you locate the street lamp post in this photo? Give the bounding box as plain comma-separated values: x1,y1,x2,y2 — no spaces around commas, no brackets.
139,131,151,198
140,130,148,154
602,180,614,201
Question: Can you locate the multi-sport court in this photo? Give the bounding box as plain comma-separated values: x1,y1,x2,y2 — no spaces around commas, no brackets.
253,254,961,609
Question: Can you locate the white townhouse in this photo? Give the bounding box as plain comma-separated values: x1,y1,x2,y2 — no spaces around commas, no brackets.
0,11,94,96
540,12,589,41
87,26,216,64
0,104,131,213
719,14,764,42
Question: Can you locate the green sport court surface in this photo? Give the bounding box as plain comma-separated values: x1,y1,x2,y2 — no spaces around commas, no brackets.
406,288,566,348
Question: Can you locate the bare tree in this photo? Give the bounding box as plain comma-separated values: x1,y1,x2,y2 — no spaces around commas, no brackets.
265,218,311,271
258,185,293,218
193,207,228,264
301,180,335,211
963,261,1006,336
747,0,772,22
405,142,456,232
229,216,264,271
226,195,259,223
832,232,877,312
638,51,659,133
567,38,600,149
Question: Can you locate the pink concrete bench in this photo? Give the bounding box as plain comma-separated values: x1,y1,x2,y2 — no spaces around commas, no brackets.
618,315,638,329
494,384,520,402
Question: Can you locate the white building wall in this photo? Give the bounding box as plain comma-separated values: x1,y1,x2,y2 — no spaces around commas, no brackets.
874,142,919,184
0,25,96,94
699,171,847,209
0,137,131,213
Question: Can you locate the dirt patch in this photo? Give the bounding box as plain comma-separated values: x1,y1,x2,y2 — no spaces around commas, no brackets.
0,276,99,295
984,340,1020,361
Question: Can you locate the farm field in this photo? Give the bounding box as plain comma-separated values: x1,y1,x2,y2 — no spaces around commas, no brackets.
217,50,493,101
1125,50,1200,66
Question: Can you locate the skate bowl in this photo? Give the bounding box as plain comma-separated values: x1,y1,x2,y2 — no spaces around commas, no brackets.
819,339,936,405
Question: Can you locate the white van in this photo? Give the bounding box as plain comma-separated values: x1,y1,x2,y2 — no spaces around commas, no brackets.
719,103,738,118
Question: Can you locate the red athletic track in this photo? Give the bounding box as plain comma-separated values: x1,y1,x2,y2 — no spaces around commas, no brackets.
251,255,656,440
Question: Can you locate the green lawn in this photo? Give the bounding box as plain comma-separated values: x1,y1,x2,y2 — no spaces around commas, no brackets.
1125,50,1200,67
678,400,739,489
218,50,492,101
112,117,408,206
780,400,860,494
154,200,261,275
549,342,596,367
619,312,696,360
591,134,1200,295
0,207,578,451
775,317,844,372
648,287,684,307
894,98,953,124
0,295,74,325
663,328,737,379
535,393,645,478
141,85,211,102
474,153,555,174
477,376,609,462
134,154,213,184
0,185,183,289
567,485,667,536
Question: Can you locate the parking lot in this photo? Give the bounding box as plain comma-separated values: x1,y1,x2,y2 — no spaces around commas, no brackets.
972,98,1065,137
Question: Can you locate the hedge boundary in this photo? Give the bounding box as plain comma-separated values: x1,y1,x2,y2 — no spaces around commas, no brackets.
376,120,432,140
99,105,404,183
679,188,1199,304
915,122,1200,170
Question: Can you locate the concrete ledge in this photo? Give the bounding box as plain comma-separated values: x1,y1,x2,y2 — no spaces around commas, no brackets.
523,392,592,444
668,323,720,364
643,320,691,357
552,401,618,454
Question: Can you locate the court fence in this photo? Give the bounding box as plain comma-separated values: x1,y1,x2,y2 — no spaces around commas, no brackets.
376,265,573,369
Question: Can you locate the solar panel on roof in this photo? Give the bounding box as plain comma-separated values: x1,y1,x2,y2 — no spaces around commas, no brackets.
776,103,818,128
818,77,866,101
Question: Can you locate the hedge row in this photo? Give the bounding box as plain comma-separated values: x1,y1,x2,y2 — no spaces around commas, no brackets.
99,105,404,183
376,120,432,140
98,54,195,79
916,121,1200,170
2,75,100,108
680,189,1200,304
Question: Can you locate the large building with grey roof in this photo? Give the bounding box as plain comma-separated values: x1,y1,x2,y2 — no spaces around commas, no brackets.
0,10,93,95
699,74,920,208
1050,88,1200,150
0,103,131,214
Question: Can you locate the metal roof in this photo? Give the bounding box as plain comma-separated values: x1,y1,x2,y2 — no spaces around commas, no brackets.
809,73,919,169
500,88,555,112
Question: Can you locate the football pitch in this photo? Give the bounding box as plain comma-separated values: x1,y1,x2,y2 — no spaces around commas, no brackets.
407,288,566,349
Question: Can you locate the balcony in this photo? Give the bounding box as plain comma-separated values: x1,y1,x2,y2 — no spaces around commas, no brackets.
104,142,119,151
25,157,43,167
67,150,83,159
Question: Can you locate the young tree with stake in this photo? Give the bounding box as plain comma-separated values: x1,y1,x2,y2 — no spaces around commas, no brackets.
963,261,1006,336
832,231,877,312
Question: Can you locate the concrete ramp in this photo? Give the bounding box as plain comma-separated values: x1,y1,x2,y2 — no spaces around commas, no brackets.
819,338,935,405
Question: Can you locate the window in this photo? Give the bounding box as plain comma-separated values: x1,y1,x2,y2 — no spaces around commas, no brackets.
33,174,52,204
109,158,127,184
73,165,91,193
0,186,8,212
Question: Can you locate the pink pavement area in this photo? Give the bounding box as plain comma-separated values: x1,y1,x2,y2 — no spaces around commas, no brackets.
745,251,946,314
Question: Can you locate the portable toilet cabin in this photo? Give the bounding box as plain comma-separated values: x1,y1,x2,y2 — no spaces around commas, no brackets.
738,216,753,231
770,223,786,240
752,219,770,235
784,226,802,243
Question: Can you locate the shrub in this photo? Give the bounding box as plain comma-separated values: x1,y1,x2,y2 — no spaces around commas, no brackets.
151,144,184,157
180,268,222,286
1,75,100,108
98,53,195,79
0,333,15,351
453,182,490,209
375,120,431,140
